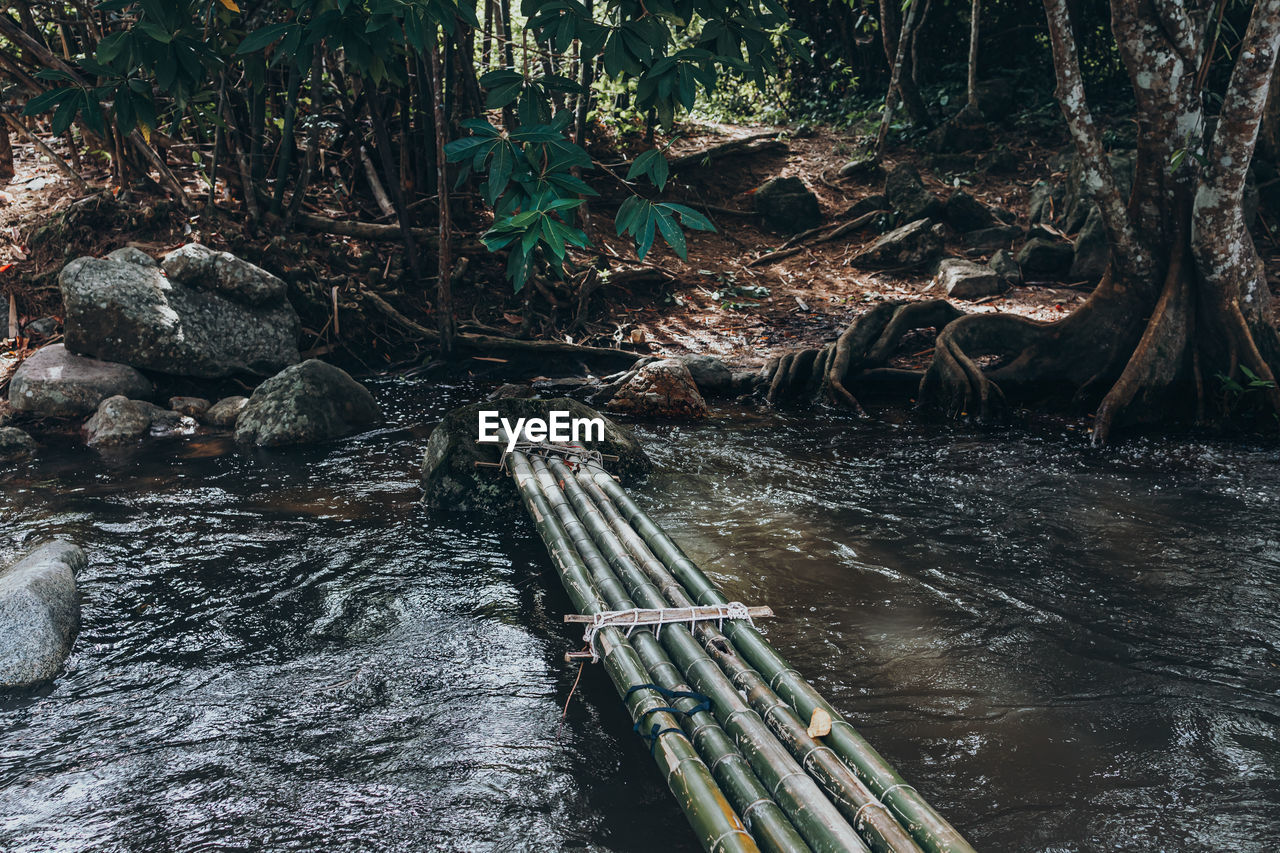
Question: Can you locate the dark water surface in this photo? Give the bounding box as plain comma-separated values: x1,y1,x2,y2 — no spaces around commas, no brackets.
2,380,1278,852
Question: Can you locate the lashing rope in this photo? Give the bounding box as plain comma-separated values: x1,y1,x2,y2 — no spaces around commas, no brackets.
581,603,758,662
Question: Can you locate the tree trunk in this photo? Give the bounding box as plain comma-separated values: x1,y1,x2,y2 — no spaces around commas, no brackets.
966,0,981,110
429,37,457,358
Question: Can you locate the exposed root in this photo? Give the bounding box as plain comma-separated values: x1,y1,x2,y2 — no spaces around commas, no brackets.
764,299,963,411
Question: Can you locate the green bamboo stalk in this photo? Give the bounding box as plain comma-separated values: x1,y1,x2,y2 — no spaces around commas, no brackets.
569,467,921,853
505,450,759,853
537,458,871,853
581,464,977,853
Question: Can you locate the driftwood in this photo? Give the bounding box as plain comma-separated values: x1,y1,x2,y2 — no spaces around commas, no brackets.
298,213,435,243
360,288,641,370
748,209,888,267
607,132,787,176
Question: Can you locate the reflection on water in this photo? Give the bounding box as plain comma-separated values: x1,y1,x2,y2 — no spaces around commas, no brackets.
2,384,1278,851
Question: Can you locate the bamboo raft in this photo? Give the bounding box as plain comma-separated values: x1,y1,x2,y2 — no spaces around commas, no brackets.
499,439,976,853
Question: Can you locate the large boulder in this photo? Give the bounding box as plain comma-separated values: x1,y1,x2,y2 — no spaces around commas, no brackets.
0,540,84,688
962,224,1022,252
885,164,942,222
854,218,944,268
933,258,1006,299
989,249,1023,285
234,360,381,447
59,244,300,378
944,189,1000,232
753,177,821,234
0,427,36,463
1017,237,1074,275
606,359,709,418
8,344,153,417
420,397,650,512
203,396,249,428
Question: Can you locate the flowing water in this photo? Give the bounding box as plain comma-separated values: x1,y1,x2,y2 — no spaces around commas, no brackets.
2,380,1278,852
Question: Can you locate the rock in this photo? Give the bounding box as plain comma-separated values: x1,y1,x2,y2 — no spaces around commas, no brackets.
885,164,943,222
169,396,211,418
487,383,536,400
844,194,890,219
0,540,84,688
0,427,36,463
989,249,1023,285
974,78,1016,121
1069,207,1110,281
235,360,382,447
676,354,734,396
924,108,992,154
730,370,762,394
1016,237,1074,275
161,243,287,307
854,218,944,268
0,400,12,428
753,177,821,234
420,397,650,512
202,396,249,428
24,317,58,338
932,258,1006,299
60,247,300,378
8,344,153,418
606,359,709,418
1029,180,1061,224
944,189,999,232
84,396,167,447
963,224,1023,251
107,246,158,267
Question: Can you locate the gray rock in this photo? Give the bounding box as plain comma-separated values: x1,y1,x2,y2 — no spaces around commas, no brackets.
161,243,287,307
106,246,159,268
9,344,153,417
963,224,1023,251
24,317,58,338
0,540,84,688
844,194,890,219
606,359,709,418
202,396,249,428
169,396,211,418
854,218,944,268
933,258,1005,299
84,396,168,447
676,354,734,396
754,177,821,234
885,164,942,222
838,157,881,179
235,360,381,447
1069,207,1109,281
1029,180,1061,224
0,427,36,463
944,189,999,232
420,397,649,512
730,370,762,394
1016,237,1074,275
487,383,536,400
60,249,300,379
989,249,1023,285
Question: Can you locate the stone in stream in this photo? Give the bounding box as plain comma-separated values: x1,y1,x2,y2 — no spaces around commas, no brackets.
84,396,190,447
202,396,249,428
606,359,709,418
169,396,211,418
885,164,943,223
8,344,153,417
676,354,734,396
59,244,300,379
420,397,650,512
753,176,822,234
853,218,944,268
932,258,1006,300
0,427,37,463
234,360,381,447
0,540,84,688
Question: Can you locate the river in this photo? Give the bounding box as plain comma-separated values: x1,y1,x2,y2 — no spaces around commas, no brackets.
2,380,1277,851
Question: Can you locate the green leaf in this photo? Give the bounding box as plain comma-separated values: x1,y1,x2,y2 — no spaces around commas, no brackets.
654,206,686,259
237,23,292,54
664,203,715,232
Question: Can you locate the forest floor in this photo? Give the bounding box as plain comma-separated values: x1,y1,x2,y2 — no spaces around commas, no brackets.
4,118,1280,380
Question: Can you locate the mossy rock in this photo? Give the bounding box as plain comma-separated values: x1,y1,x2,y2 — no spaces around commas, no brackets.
420,397,650,512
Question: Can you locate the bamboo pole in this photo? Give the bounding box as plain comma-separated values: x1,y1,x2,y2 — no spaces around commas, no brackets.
566,465,921,853
580,464,977,853
503,448,759,853
535,457,872,853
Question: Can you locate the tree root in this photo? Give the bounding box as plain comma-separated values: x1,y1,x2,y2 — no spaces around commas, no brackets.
763,299,964,411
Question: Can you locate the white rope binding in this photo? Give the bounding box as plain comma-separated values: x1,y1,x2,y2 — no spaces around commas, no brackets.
582,603,758,662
